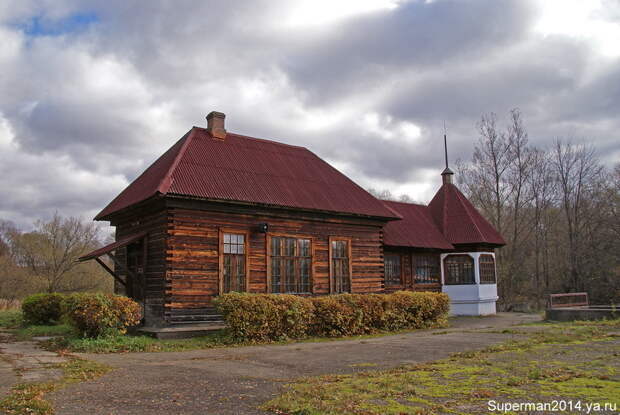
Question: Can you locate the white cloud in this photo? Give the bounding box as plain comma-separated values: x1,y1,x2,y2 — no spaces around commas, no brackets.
534,0,620,57
0,0,618,229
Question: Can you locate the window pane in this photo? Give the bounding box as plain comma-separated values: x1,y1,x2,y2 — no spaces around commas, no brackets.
414,255,440,284
272,237,281,256
385,255,401,286
284,238,295,256
299,239,310,257
479,255,496,284
444,255,475,285
269,237,311,293
332,240,350,293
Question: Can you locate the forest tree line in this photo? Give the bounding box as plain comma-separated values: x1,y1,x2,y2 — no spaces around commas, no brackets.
457,109,619,309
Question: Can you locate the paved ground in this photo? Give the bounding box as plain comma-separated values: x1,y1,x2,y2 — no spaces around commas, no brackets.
47,313,541,415
0,330,68,400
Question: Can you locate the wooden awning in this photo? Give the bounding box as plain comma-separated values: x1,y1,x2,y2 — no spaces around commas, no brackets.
79,232,147,261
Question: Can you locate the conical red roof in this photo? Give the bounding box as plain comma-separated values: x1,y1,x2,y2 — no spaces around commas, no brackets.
428,183,505,246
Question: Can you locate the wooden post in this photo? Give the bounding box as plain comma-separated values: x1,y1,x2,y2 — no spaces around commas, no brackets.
95,257,126,287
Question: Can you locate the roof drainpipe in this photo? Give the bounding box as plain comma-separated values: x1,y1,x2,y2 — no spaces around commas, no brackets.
206,111,226,139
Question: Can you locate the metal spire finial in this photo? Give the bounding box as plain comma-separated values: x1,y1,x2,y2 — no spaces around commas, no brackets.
443,121,449,169
441,121,454,183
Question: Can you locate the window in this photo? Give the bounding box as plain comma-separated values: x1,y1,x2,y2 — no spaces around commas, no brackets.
270,236,311,293
330,238,351,293
413,254,440,284
443,255,475,285
384,254,402,286
222,232,247,293
479,254,496,284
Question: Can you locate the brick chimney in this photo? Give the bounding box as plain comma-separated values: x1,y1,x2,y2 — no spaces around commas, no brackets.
206,111,226,139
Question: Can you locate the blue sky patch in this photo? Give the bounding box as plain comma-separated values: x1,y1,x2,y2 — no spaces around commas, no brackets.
18,12,99,37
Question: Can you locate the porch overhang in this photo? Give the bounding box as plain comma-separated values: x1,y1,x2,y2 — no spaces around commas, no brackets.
79,231,147,261
78,231,147,288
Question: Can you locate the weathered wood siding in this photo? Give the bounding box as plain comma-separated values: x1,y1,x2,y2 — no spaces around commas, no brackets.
110,200,168,324
165,202,386,323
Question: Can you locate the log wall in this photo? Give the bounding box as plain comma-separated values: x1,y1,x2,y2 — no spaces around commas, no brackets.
165,202,387,323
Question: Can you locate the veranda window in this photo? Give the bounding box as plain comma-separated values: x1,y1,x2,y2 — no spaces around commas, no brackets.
270,236,312,294
413,254,441,284
443,255,475,285
479,254,496,284
384,254,402,286
330,238,351,293
222,232,247,293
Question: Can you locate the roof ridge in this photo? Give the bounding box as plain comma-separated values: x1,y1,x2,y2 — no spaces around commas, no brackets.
383,200,427,207
157,128,195,194
193,127,308,150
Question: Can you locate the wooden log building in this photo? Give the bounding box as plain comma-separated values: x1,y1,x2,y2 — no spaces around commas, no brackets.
80,111,505,326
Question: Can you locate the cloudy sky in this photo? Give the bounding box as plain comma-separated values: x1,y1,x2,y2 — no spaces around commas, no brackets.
1,0,619,230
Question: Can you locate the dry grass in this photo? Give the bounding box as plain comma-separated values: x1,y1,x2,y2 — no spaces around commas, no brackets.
0,299,21,311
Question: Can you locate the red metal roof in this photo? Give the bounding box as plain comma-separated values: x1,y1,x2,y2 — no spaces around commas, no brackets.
382,201,454,249
428,183,506,246
78,231,147,261
96,128,400,220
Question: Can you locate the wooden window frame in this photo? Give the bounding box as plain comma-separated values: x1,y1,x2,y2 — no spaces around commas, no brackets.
412,254,441,285
384,254,403,286
266,233,314,294
218,228,250,295
479,254,496,284
443,254,475,285
329,236,352,294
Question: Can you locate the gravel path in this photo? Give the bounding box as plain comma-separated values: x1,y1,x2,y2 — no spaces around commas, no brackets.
49,313,541,415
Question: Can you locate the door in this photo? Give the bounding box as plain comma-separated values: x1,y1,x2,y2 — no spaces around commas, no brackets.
126,241,144,302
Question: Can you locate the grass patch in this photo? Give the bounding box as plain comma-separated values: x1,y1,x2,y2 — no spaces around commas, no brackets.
13,324,74,341
0,358,111,415
0,310,23,329
46,330,238,353
263,319,620,415
45,325,446,354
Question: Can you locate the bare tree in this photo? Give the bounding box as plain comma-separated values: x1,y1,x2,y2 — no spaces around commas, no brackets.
528,148,558,306
552,141,603,292
459,111,618,308
8,214,103,293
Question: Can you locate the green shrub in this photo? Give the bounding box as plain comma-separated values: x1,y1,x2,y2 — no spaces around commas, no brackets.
21,293,65,325
215,292,314,342
216,291,450,341
62,293,141,338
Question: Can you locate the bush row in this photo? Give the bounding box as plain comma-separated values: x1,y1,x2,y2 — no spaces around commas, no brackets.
215,291,450,342
21,292,141,338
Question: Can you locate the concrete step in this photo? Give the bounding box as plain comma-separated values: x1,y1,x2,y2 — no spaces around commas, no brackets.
137,322,227,340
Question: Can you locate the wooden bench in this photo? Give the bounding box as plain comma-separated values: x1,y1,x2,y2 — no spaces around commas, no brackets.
548,292,589,309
